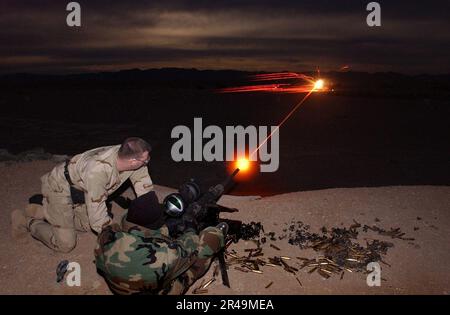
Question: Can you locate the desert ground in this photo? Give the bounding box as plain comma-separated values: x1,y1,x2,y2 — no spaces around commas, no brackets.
1,160,449,295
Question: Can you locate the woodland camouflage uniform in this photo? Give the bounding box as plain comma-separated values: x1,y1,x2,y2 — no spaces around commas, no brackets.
94,215,224,295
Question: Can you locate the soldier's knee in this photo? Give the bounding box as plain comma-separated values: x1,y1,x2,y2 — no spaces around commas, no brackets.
56,239,77,253
29,219,41,235
54,228,77,253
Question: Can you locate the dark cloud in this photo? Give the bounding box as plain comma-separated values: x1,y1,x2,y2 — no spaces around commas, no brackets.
1,1,449,74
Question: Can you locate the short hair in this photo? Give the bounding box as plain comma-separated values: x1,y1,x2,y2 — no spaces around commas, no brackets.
118,137,152,159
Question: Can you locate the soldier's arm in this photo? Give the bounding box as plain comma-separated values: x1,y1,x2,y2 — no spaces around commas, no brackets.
130,166,154,197
177,227,224,259
84,164,111,233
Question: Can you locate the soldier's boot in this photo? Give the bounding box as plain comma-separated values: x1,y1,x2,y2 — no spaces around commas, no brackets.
11,209,34,239
25,203,45,220
216,222,229,238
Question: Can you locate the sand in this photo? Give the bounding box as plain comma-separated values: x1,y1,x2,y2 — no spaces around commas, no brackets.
0,160,449,295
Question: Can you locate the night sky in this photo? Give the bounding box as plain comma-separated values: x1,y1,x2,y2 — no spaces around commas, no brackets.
1,0,449,74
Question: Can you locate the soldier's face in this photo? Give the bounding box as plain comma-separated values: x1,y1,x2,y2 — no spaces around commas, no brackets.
129,151,150,170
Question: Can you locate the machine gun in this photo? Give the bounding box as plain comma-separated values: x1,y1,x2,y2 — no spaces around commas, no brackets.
163,168,243,287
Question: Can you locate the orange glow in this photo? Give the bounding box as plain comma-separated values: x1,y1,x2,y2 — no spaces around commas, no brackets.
219,72,326,177
218,83,315,94
216,72,326,94
314,79,324,90
227,158,256,181
236,158,250,171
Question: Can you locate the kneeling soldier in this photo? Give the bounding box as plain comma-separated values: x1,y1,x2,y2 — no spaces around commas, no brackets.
11,137,153,253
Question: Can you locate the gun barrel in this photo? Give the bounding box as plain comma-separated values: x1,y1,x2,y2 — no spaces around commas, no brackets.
231,168,240,178
221,168,240,188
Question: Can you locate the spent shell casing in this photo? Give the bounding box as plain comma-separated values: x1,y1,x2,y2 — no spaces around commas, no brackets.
268,259,282,266
308,267,318,274
193,289,208,294
202,278,216,289
265,263,278,267
299,261,311,270
280,259,289,267
280,256,291,260
283,266,295,273
234,267,249,273
242,264,254,271
324,265,341,273
192,279,205,294
281,260,298,272
317,269,331,279
297,257,310,261
193,279,205,292
251,270,263,274
270,244,281,250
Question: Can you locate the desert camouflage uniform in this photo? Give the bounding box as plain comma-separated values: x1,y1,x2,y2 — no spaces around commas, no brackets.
94,216,224,295
30,145,153,252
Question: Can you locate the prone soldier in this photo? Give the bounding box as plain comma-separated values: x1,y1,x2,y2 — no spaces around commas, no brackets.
94,191,228,295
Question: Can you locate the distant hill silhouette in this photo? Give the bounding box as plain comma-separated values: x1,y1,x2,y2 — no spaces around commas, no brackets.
1,68,449,102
